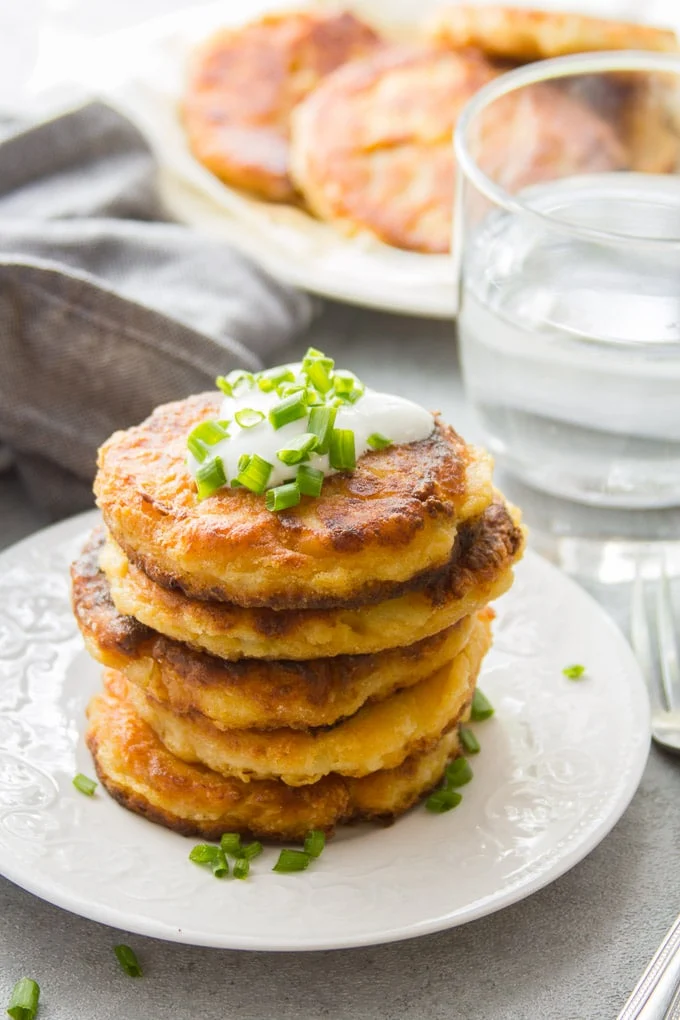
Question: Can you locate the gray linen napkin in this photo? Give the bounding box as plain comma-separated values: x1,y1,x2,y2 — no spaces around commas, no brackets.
0,102,313,519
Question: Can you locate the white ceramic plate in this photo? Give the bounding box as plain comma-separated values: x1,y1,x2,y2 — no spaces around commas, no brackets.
31,0,680,317
0,511,649,951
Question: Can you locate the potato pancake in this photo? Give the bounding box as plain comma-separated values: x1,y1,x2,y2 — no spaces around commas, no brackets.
87,670,464,841
98,499,523,659
183,10,381,201
95,392,495,609
122,615,490,786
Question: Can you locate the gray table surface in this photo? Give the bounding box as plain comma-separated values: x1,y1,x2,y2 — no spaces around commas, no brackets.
1,303,678,1020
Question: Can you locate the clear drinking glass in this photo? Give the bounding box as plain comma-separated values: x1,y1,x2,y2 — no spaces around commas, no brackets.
454,52,680,514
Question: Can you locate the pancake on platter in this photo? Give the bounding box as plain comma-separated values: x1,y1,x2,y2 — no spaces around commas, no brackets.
97,500,523,660
87,670,465,841
94,395,495,611
290,46,498,253
121,615,490,786
72,533,482,729
289,45,624,253
182,9,382,202
424,5,678,62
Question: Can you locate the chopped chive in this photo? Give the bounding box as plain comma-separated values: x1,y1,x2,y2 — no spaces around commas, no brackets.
7,978,40,1020
220,833,241,857
276,382,306,399
276,433,318,466
233,857,250,880
308,405,337,454
367,432,392,451
470,688,494,721
237,453,250,473
265,482,300,512
303,346,326,360
211,848,229,878
114,944,142,977
303,830,325,858
305,386,324,406
332,370,357,395
562,664,586,680
460,726,480,755
273,849,311,873
187,419,229,462
72,773,97,796
269,393,308,430
426,789,462,813
234,408,265,429
297,464,324,497
240,841,263,861
196,456,227,500
345,381,365,403
189,843,220,865
304,358,334,393
236,454,272,494
444,757,473,788
257,367,295,392
216,370,254,397
329,428,356,471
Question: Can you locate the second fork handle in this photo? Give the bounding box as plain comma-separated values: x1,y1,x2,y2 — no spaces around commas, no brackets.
617,914,680,1020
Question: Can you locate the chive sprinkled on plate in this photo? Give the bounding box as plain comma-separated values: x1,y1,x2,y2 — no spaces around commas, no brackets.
460,726,481,755
7,978,40,1020
444,757,473,788
563,664,586,680
303,829,326,858
219,833,241,856
72,773,97,796
114,945,142,977
426,789,462,813
273,849,311,874
470,688,494,721
233,857,250,880
240,841,263,861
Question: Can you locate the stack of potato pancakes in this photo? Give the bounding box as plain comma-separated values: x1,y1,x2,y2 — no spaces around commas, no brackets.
71,380,524,842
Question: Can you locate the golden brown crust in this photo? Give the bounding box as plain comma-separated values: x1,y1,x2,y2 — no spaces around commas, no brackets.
100,499,524,659
425,6,678,62
87,670,463,841
94,392,495,609
290,45,498,253
182,10,381,202
122,615,491,786
72,532,481,728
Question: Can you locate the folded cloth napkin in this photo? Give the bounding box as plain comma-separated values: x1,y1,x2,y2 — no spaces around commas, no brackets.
0,102,313,519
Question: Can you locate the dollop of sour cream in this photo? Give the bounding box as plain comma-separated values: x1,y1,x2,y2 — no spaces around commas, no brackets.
187,363,434,491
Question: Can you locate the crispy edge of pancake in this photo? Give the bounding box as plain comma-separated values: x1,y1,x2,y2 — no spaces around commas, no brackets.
72,536,482,728
123,615,491,786
424,6,678,62
87,669,466,841
99,498,524,660
182,10,382,202
94,392,495,609
290,45,498,254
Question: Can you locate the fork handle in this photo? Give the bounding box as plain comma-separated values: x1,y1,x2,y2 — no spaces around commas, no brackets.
617,914,680,1020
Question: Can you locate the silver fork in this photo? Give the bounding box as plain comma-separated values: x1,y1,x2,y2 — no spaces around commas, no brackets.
631,560,680,754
